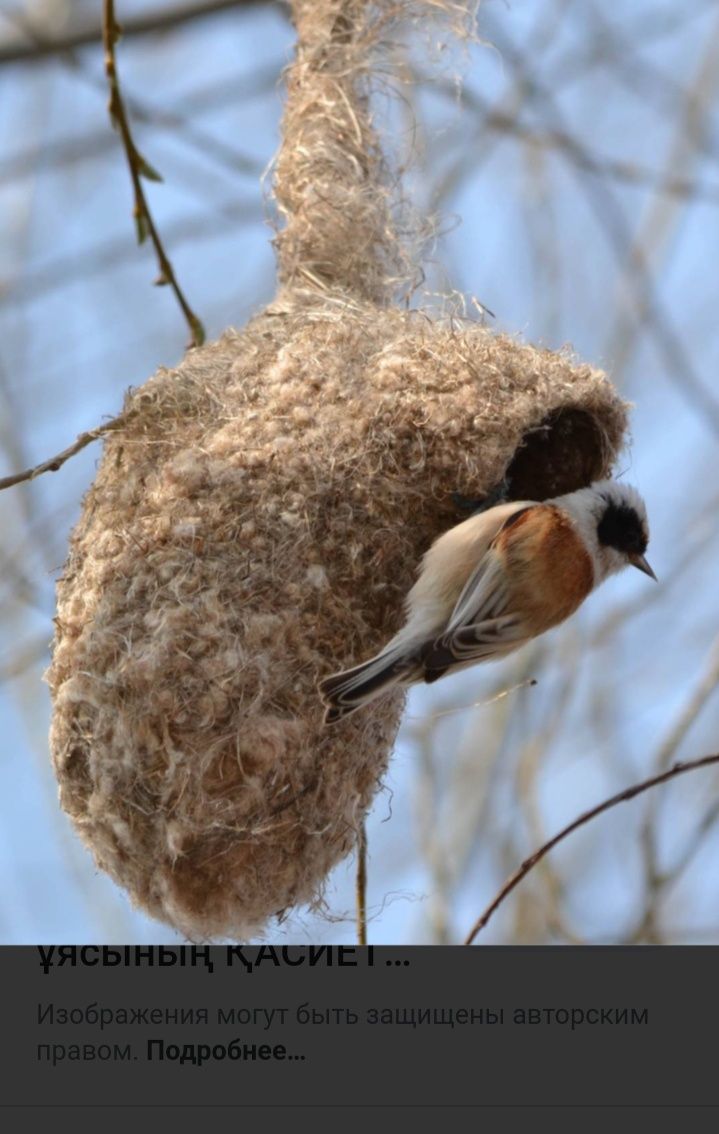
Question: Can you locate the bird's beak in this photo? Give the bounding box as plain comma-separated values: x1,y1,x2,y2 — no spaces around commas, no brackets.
631,554,657,581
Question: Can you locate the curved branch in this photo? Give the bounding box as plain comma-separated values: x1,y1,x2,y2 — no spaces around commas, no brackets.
464,752,719,945
0,413,128,492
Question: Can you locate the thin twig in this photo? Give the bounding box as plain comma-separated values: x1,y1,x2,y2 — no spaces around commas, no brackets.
405,678,537,721
603,13,719,385
555,0,713,96
0,63,279,187
434,102,719,209
657,798,719,889
515,635,586,944
651,638,719,775
0,635,49,684
5,199,262,307
102,1,205,347
356,821,368,946
474,16,719,437
464,753,719,944
631,636,719,941
413,712,453,943
1,0,273,66
0,413,128,492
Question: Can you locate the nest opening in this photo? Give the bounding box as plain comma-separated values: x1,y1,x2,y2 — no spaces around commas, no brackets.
505,408,610,502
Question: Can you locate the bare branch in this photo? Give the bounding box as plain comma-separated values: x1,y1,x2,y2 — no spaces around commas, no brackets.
631,636,719,941
652,640,719,775
479,15,719,437
4,199,262,306
356,822,368,946
102,1,205,347
0,0,277,66
0,635,49,683
657,798,719,890
0,413,128,493
0,62,279,187
435,95,719,209
464,753,719,945
602,13,719,385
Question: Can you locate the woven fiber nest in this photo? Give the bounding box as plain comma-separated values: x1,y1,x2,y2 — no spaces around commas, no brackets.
46,0,629,940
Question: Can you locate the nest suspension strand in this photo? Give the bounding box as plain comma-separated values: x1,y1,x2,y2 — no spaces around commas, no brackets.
47,0,629,940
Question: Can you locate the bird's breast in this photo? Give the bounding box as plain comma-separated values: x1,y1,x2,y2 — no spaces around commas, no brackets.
498,505,595,634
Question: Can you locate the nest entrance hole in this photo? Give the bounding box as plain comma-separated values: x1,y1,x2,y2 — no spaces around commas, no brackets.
506,408,608,502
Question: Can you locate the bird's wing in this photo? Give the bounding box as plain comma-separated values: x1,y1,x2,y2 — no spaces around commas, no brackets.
420,507,540,679
444,549,510,632
440,613,526,661
420,611,527,680
445,505,535,632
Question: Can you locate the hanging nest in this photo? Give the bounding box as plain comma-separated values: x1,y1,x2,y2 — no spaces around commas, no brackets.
47,0,629,940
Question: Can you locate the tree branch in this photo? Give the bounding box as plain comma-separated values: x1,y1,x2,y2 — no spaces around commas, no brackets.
102,0,205,347
0,413,129,492
5,199,262,307
477,14,719,438
0,0,277,66
356,821,368,946
464,753,719,945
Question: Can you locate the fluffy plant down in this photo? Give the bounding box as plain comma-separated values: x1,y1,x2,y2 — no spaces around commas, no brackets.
47,0,630,940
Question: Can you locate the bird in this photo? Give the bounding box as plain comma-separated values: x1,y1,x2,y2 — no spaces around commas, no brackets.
319,479,655,724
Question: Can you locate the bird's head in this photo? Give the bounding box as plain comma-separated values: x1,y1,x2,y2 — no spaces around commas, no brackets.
588,480,655,581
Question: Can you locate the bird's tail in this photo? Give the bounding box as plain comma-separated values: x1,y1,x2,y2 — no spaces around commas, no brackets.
319,645,418,724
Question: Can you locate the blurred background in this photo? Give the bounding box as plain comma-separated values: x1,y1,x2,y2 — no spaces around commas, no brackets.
1,0,718,944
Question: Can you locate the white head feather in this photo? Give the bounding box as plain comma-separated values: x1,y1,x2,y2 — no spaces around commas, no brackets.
558,479,650,585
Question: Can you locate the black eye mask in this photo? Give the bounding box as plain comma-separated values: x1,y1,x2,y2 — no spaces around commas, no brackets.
597,501,647,556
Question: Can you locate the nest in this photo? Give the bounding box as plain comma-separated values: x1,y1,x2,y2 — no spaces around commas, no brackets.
46,0,629,940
